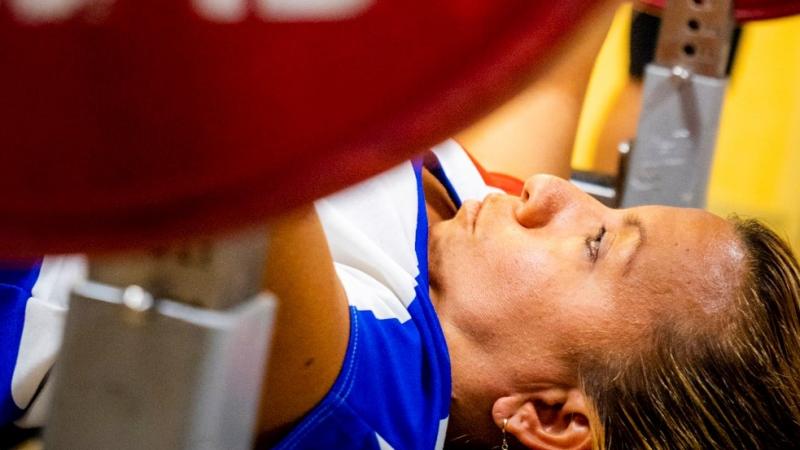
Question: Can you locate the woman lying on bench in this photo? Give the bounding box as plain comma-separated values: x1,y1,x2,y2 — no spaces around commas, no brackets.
260,134,800,449
259,5,800,448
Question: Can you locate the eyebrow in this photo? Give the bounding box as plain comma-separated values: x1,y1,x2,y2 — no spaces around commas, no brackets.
622,213,646,273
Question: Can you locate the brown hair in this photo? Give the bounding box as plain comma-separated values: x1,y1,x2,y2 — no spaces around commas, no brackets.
580,217,800,449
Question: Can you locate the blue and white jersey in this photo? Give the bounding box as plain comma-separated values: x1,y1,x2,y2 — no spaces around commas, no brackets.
0,140,498,448
276,140,499,449
0,255,87,428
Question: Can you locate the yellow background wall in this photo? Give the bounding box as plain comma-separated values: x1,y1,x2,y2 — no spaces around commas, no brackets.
573,4,800,251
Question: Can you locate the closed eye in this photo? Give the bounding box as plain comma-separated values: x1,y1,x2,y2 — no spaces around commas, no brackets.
586,226,606,262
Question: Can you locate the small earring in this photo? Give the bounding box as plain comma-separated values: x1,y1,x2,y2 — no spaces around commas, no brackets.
501,418,509,450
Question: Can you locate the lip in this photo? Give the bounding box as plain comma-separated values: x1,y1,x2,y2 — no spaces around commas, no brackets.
461,200,483,232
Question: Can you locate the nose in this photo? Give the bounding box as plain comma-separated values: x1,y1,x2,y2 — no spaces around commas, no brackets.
515,174,599,228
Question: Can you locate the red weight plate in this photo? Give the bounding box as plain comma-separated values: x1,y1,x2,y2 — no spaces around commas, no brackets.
639,0,800,21
0,0,597,257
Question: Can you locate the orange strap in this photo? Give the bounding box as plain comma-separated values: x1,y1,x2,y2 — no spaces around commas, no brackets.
464,152,525,196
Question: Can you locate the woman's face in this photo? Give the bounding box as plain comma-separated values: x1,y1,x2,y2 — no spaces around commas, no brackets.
428,174,746,380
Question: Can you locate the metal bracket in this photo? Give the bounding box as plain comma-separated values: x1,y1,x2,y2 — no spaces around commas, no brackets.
44,227,275,450
655,0,735,78
620,0,736,208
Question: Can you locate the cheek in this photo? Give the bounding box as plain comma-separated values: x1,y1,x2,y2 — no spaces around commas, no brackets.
477,236,568,306
486,235,562,280
430,223,582,306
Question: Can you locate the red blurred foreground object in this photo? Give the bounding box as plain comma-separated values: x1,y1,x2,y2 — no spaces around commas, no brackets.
640,0,800,22
0,0,607,256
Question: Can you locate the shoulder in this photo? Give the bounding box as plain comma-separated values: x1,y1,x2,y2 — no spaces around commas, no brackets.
316,159,422,310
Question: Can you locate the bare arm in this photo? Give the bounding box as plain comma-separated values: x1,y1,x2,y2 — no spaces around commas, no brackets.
457,0,624,180
258,204,350,441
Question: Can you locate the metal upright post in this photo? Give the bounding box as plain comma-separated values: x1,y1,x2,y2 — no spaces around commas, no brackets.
44,226,276,450
620,0,737,208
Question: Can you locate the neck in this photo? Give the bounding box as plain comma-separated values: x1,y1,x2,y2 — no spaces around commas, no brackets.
422,168,457,226
422,167,503,446
440,318,500,448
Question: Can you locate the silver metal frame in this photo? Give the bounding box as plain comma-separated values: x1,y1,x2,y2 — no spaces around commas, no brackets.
621,0,736,208
573,0,737,209
44,227,276,450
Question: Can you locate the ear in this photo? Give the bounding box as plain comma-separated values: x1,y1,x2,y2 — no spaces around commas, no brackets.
491,387,592,450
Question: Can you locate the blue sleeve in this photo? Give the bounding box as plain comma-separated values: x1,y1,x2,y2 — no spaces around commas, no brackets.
0,260,43,426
